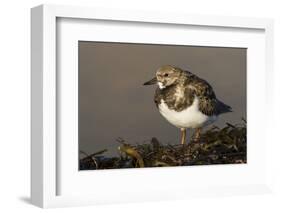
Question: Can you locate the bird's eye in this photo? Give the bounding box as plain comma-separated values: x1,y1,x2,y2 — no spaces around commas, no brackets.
164,73,169,77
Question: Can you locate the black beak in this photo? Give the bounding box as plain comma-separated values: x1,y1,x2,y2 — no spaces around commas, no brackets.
143,77,157,86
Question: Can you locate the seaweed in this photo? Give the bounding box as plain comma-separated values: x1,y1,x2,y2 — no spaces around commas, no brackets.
79,120,246,170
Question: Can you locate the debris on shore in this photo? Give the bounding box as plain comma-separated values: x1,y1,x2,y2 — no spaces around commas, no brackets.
79,120,246,170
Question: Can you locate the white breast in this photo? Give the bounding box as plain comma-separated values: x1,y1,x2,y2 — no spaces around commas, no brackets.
158,96,217,129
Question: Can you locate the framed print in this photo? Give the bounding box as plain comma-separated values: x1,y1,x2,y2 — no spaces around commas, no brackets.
31,4,274,208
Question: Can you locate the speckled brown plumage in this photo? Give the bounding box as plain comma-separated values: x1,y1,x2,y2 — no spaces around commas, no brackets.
153,66,232,116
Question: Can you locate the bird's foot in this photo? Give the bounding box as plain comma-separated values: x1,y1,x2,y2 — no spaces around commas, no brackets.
191,136,201,143
191,128,202,143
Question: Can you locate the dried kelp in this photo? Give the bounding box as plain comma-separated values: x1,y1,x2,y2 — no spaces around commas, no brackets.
79,120,246,170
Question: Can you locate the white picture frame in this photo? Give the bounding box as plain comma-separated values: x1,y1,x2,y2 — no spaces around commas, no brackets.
31,4,274,208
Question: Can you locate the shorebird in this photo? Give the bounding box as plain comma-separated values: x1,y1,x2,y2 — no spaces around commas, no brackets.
143,65,232,144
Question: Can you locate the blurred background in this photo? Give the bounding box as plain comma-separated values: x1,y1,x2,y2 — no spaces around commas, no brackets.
79,41,246,156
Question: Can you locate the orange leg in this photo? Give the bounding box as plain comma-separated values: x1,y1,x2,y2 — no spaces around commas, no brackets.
192,128,202,142
181,128,186,144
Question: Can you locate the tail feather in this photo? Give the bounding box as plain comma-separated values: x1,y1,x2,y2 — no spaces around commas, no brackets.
217,100,232,114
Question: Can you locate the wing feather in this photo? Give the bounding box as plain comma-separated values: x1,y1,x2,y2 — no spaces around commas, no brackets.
186,74,218,116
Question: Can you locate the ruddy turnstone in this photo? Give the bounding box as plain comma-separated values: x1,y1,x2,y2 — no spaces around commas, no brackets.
143,65,232,144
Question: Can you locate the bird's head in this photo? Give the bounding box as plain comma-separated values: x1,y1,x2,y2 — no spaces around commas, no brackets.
143,65,182,89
